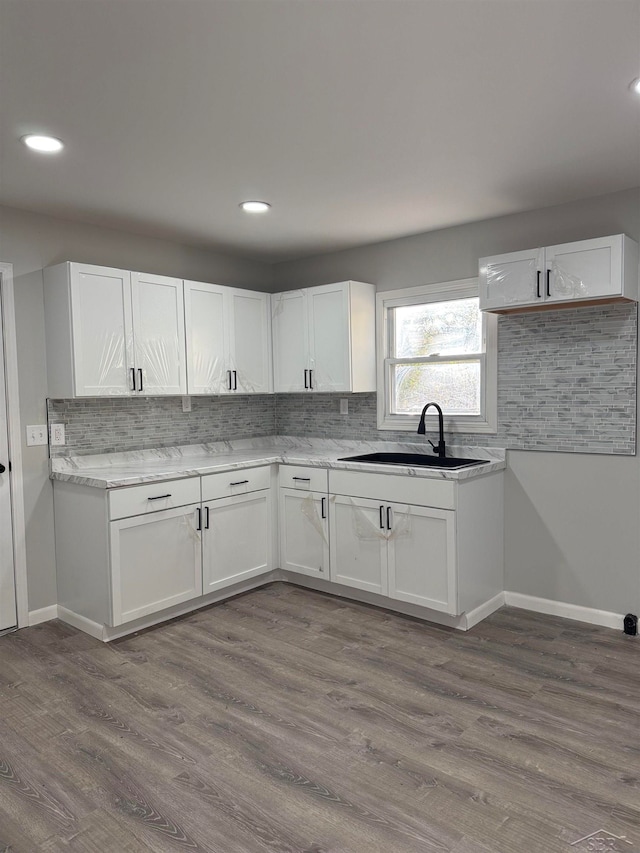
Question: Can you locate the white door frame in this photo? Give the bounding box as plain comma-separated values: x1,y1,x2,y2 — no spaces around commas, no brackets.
0,262,29,628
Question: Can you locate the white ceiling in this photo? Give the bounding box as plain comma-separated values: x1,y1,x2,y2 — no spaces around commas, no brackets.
1,0,639,262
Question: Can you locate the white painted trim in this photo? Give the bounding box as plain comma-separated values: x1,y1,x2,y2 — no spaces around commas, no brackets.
504,591,624,631
463,591,505,629
57,606,105,640
0,262,29,628
375,277,498,434
28,604,58,626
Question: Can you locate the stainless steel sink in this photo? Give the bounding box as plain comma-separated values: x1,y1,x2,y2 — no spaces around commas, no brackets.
338,452,489,470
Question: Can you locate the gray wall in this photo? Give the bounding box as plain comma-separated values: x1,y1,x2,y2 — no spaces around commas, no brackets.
273,187,640,615
0,204,271,612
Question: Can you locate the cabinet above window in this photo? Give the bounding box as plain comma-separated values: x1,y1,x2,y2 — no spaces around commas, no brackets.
479,234,638,313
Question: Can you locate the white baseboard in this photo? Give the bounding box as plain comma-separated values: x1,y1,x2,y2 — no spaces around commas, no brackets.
504,591,624,631
57,606,105,640
28,604,58,626
464,592,505,629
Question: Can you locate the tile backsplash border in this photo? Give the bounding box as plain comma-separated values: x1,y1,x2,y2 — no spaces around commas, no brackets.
48,302,637,457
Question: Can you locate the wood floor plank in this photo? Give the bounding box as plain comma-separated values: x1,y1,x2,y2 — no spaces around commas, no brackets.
1,583,638,852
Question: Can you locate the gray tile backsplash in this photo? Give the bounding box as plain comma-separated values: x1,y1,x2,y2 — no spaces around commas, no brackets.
47,395,276,456
48,302,637,457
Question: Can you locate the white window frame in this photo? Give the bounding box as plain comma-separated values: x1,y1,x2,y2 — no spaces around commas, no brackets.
376,277,498,434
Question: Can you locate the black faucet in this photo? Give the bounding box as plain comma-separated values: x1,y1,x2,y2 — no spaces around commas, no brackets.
417,402,446,458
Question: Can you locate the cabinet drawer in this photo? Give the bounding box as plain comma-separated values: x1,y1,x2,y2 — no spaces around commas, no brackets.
279,465,328,493
329,469,455,510
202,465,272,501
109,477,201,521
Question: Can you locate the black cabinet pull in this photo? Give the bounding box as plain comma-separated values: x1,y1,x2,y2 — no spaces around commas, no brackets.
205,506,210,529
546,268,551,297
321,497,326,519
536,270,541,298
233,370,237,391
386,506,393,530
0,463,5,474
147,494,172,501
309,369,314,390
304,369,309,389
379,505,384,529
227,370,233,390
138,368,143,392
292,476,311,481
230,479,249,486
130,367,136,391
196,507,202,531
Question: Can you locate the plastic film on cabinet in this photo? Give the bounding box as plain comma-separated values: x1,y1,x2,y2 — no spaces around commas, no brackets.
346,498,411,541
300,494,329,544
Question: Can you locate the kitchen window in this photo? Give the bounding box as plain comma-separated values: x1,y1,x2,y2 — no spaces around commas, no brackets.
376,278,497,433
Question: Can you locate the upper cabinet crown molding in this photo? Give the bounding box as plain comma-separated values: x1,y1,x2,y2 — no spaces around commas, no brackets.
479,234,639,313
271,280,376,393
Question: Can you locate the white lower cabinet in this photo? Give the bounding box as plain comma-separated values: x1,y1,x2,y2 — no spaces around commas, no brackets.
329,496,387,595
279,489,329,578
386,502,456,612
110,503,203,626
203,490,273,592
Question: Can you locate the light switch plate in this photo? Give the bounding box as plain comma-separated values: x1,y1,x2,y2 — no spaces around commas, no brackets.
50,423,66,446
339,398,349,415
26,425,48,446
182,396,192,412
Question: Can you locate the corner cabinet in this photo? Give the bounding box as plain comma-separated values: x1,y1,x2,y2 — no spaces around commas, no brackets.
479,234,638,313
271,281,376,392
278,465,330,578
184,281,272,395
44,262,187,397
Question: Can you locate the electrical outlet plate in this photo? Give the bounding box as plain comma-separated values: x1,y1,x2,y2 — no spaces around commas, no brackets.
182,396,192,413
26,425,48,446
340,398,349,415
50,423,66,446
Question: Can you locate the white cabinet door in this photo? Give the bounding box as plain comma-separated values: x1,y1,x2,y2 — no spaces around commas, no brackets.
545,236,623,303
203,490,272,593
229,289,272,394
387,502,457,614
184,281,228,395
70,264,135,396
272,291,308,392
110,503,202,626
329,495,387,595
279,489,329,578
307,282,351,392
479,248,543,311
131,272,186,395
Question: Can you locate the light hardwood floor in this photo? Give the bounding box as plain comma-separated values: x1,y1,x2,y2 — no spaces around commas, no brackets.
0,583,638,853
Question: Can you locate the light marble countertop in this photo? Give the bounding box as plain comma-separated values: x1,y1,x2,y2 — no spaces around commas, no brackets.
50,436,507,489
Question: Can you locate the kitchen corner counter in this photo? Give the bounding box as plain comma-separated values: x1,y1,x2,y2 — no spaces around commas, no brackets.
50,437,506,489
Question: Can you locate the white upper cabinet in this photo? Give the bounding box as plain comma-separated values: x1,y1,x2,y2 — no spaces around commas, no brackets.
272,281,376,393
45,263,186,397
479,235,638,313
131,272,187,395
184,281,272,395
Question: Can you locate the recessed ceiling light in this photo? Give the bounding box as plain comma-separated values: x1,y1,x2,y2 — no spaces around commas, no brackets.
22,134,64,153
630,77,640,94
240,200,271,213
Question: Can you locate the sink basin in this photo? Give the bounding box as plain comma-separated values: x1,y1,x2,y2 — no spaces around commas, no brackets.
338,452,489,470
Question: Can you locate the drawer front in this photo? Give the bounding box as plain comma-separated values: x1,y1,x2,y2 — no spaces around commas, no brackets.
329,469,455,510
202,465,272,502
109,477,201,521
279,465,328,493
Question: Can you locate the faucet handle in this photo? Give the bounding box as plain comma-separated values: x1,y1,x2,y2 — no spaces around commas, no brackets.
428,440,436,450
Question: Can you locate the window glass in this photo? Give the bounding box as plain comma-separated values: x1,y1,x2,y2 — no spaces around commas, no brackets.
392,362,481,414
393,298,482,358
